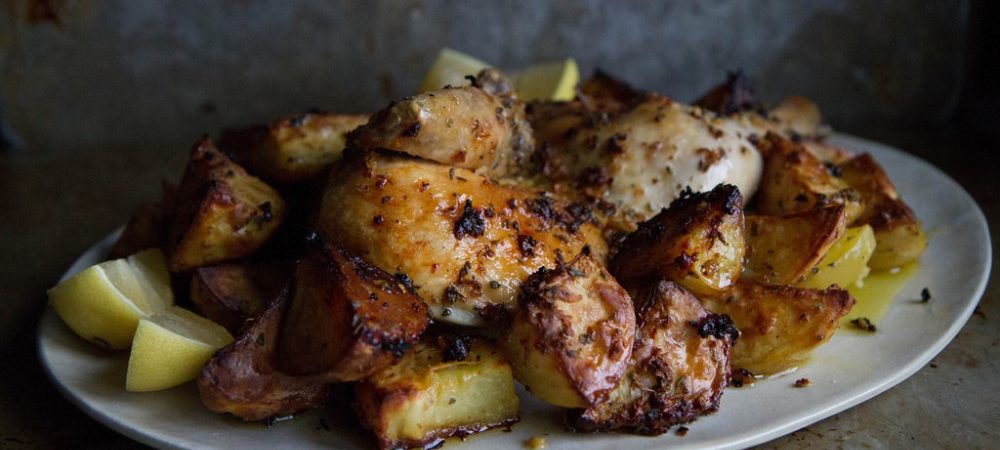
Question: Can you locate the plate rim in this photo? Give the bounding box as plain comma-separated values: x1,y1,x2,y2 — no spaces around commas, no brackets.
36,133,992,450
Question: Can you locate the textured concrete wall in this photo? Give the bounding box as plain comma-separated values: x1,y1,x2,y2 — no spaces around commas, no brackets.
0,0,970,153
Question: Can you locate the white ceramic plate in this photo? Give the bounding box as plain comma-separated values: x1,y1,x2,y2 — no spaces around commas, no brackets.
37,134,991,450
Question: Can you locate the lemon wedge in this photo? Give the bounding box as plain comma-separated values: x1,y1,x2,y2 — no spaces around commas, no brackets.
513,58,579,101
48,249,174,350
126,306,234,392
798,225,876,290
418,48,492,92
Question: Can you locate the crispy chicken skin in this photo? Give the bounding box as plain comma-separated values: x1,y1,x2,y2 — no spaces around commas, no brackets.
701,282,855,375
197,294,331,421
570,281,734,434
277,241,430,381
348,69,534,177
502,250,635,408
532,95,763,220
610,184,746,297
316,151,609,326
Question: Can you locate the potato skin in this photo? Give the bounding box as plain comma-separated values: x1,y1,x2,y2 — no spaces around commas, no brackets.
165,138,287,271
502,250,635,408
701,282,855,375
754,132,862,222
571,281,734,435
220,112,368,184
610,184,746,296
197,294,331,421
190,260,291,334
838,153,927,269
355,337,519,450
277,241,430,381
316,150,609,326
743,205,848,285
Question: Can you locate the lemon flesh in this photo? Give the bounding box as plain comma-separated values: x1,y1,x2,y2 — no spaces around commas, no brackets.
418,48,492,92
48,249,174,350
797,225,876,290
513,58,579,101
126,307,234,392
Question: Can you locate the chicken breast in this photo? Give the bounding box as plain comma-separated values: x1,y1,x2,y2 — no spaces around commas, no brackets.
534,96,763,220
315,150,609,326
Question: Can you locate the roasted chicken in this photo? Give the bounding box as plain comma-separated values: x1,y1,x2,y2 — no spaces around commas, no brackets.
315,150,609,326
348,69,534,178
139,62,925,448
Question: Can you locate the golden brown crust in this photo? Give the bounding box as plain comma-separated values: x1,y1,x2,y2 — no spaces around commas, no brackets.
316,151,609,325
743,206,848,285
220,112,369,184
570,281,734,435
503,250,635,407
753,132,862,222
837,153,927,268
165,138,287,271
277,241,430,381
348,71,534,177
197,294,332,421
701,282,855,375
355,338,520,450
609,184,746,296
190,260,291,334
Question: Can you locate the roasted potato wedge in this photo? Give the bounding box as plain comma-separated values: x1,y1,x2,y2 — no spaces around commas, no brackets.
348,69,534,176
797,225,876,289
743,205,848,285
767,96,825,138
190,260,291,334
610,184,746,296
838,153,927,269
800,139,855,164
220,112,369,184
198,294,332,421
701,282,855,375
165,138,287,271
754,133,862,221
355,337,519,450
277,241,430,381
316,150,609,326
502,250,635,408
571,281,734,435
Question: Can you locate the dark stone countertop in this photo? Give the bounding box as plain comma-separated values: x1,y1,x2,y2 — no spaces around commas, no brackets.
0,124,996,449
